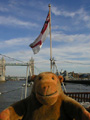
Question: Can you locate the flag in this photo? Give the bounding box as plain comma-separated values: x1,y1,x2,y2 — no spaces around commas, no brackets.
29,12,50,54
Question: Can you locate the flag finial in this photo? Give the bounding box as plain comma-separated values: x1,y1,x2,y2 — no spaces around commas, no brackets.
48,4,51,7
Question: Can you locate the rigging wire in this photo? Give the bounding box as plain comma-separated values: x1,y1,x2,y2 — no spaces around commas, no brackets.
56,60,90,66
0,53,25,63
0,53,90,68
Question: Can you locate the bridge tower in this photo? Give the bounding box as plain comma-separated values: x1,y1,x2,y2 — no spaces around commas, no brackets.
0,57,6,81
29,57,34,76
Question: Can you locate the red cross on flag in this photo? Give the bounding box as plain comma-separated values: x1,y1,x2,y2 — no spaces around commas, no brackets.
29,12,50,54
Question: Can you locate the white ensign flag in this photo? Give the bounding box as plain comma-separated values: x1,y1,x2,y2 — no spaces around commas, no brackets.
29,12,50,54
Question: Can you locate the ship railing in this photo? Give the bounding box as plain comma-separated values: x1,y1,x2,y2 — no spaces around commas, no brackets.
65,92,90,102
0,83,33,100
0,87,24,100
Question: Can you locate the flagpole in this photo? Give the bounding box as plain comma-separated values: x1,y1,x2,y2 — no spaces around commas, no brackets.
49,4,52,72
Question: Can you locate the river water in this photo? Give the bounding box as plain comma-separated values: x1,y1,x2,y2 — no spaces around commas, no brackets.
0,81,90,112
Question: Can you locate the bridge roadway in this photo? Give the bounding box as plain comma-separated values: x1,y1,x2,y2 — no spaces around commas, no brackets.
5,63,29,66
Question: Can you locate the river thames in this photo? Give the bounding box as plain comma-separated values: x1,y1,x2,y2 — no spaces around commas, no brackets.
0,80,90,112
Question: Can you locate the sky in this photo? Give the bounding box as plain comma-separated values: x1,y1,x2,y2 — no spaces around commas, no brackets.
0,0,90,76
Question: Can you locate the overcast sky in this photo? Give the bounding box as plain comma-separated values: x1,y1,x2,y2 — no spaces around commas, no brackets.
0,0,90,75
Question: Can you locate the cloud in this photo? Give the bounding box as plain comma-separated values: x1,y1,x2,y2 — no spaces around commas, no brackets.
52,25,70,31
51,5,83,18
51,32,90,62
51,6,77,17
52,32,90,43
5,38,30,46
4,42,90,74
51,6,90,28
0,16,38,28
1,33,90,61
3,39,90,75
0,37,34,50
77,8,90,28
0,6,9,12
1,32,90,74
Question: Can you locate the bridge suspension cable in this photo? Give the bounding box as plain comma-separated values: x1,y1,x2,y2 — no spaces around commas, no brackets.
0,53,25,63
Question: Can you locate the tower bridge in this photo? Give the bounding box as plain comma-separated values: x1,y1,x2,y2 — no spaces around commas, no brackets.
0,57,34,82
